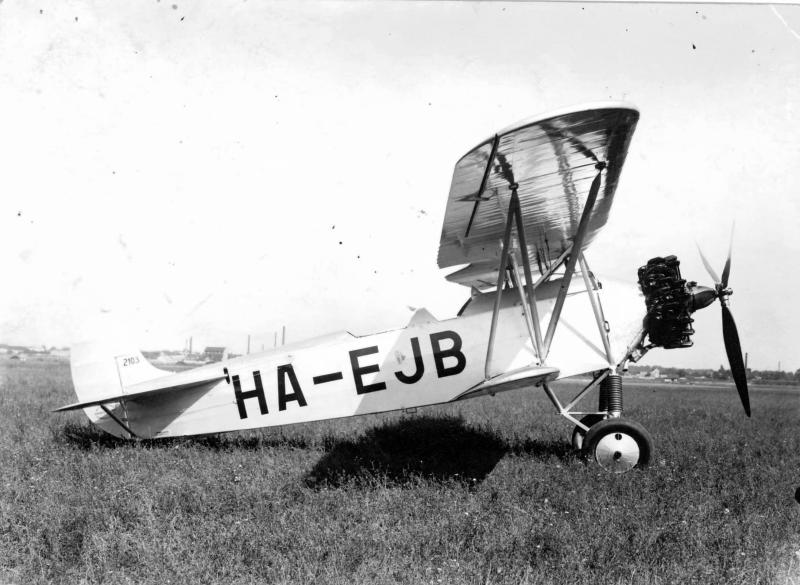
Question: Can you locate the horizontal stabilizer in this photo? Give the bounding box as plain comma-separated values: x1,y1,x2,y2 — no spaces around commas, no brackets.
454,365,559,401
54,368,226,412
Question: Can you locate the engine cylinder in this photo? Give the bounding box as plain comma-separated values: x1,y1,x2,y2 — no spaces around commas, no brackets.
638,255,695,349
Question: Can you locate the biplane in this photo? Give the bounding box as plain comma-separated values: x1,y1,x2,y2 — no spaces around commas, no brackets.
56,102,750,473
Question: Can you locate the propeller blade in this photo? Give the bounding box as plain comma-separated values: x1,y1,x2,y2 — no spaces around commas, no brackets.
697,244,720,284
721,304,751,417
721,224,734,288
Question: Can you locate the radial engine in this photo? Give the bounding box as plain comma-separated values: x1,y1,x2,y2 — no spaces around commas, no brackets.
636,251,750,416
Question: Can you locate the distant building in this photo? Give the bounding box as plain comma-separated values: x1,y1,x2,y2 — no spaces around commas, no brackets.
202,346,228,363
153,352,181,365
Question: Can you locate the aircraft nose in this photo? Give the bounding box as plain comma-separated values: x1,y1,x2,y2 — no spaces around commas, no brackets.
689,285,717,312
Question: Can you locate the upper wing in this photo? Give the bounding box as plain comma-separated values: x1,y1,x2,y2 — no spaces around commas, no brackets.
437,102,639,289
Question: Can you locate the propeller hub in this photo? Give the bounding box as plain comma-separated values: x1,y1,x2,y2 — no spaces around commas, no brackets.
688,285,717,312
716,285,733,306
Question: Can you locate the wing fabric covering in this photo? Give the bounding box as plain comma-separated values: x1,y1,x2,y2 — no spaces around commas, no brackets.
438,104,639,289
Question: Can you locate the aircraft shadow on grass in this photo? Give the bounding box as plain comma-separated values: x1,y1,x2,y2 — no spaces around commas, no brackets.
58,415,576,487
302,416,576,489
58,422,288,451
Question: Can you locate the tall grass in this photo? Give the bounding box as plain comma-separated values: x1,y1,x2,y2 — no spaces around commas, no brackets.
1,359,798,584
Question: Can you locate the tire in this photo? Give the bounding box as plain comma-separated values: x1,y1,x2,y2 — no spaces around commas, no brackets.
570,414,606,451
583,419,653,473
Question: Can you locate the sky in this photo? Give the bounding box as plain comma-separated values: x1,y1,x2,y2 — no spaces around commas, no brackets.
1,1,799,372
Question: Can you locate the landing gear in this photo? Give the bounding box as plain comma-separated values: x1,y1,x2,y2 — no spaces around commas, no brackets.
566,374,622,451
583,419,653,473
552,373,654,472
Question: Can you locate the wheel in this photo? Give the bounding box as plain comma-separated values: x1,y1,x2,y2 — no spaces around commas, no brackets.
570,414,605,451
583,419,653,473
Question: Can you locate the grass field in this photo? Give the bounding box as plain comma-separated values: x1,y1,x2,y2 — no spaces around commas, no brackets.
1,359,798,584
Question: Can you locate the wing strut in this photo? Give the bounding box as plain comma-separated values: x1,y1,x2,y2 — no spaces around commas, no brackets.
578,253,615,363
541,165,605,359
464,134,499,238
509,195,545,356
484,163,608,378
484,185,544,379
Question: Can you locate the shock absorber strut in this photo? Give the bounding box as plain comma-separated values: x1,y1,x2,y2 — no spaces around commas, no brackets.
599,373,623,417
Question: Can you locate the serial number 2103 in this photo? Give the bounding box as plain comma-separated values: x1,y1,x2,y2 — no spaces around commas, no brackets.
122,356,140,367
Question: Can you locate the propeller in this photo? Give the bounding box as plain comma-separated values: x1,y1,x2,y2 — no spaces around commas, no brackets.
695,229,751,417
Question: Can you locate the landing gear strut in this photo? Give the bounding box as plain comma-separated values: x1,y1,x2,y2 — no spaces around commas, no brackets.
570,414,604,451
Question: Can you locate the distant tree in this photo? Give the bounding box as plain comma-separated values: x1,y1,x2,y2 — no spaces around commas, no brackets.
714,365,729,380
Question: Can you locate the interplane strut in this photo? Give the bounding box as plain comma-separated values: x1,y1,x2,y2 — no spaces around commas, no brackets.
481,164,617,428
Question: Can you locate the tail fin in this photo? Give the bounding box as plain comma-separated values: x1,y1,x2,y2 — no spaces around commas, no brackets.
69,340,167,435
